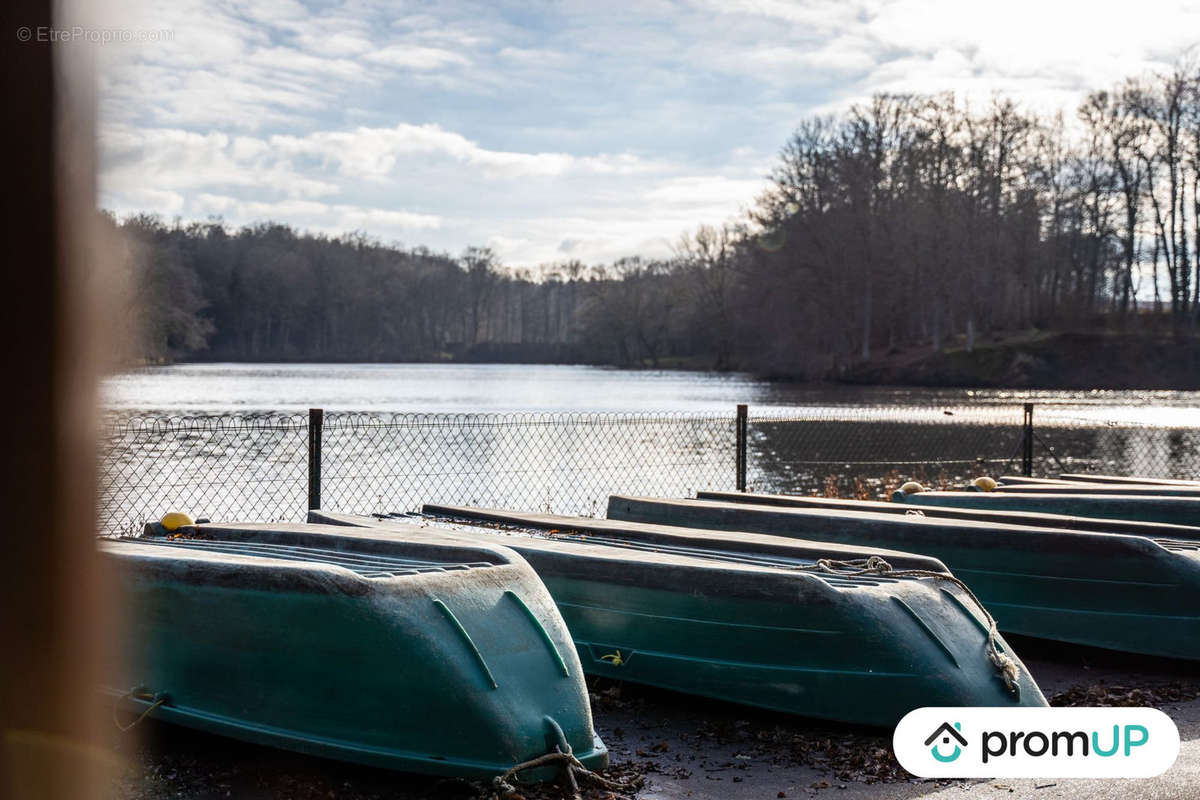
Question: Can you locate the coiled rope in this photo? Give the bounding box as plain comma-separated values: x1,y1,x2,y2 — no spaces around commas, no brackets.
795,556,1021,695
491,744,634,800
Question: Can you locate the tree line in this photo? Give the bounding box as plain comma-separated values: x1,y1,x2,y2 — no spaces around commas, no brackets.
117,56,1200,377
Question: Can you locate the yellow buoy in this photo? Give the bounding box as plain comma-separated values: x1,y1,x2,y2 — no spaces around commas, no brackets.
973,476,998,492
160,511,196,532
898,481,924,494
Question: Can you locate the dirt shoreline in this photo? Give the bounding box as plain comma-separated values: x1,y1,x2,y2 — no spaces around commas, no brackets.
108,637,1200,800
837,331,1200,390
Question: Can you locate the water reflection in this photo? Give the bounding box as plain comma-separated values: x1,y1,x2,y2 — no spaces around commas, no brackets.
104,363,1200,424
98,365,1200,528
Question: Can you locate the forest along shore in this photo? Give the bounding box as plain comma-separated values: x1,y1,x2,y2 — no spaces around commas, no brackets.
112,64,1200,386
155,330,1200,390
489,330,1200,390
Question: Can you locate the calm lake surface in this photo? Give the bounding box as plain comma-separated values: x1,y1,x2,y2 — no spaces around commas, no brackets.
99,363,1200,533
103,362,1200,425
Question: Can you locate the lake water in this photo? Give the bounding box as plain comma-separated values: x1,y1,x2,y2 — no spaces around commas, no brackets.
103,362,1200,426
99,363,1200,534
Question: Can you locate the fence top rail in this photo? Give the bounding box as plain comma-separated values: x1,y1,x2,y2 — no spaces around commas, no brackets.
100,410,741,437
102,413,310,436
748,405,1027,425
100,405,1200,431
321,411,736,428
1039,412,1200,430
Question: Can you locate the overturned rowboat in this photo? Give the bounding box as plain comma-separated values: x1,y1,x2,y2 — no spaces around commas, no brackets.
973,483,1200,497
697,490,1200,539
1058,473,1200,487
311,507,1046,726
993,476,1098,487
607,495,1200,660
102,522,607,781
893,489,1200,526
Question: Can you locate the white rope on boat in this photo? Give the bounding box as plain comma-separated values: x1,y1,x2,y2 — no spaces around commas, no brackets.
794,556,1021,695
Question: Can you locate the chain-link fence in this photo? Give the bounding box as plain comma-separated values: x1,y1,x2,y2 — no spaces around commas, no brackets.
98,411,735,535
100,414,309,536
1024,414,1200,480
98,404,1200,536
745,405,1029,498
319,412,734,519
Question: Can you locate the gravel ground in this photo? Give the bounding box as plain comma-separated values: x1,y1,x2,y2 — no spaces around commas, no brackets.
108,637,1200,800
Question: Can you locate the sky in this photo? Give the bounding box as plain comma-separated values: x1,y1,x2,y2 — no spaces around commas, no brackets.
97,0,1200,267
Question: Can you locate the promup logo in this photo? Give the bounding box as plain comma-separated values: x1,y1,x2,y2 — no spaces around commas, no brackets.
924,721,967,762
894,708,1179,778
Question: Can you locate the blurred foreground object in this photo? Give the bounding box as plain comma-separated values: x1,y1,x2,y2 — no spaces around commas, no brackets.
1,0,110,797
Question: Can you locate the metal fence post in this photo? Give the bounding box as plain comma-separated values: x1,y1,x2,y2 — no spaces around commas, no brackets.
736,404,748,491
308,408,323,509
1022,403,1034,477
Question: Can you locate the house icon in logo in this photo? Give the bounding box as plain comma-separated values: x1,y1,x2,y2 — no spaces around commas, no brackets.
924,722,967,762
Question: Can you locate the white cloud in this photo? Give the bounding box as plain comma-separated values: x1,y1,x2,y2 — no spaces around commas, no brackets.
366,45,471,70
267,123,665,181
99,0,488,131
96,0,1200,267
120,188,187,215
698,0,1200,111
645,176,764,213
710,40,879,81
194,193,236,213
699,0,872,30
100,125,341,198
247,47,367,81
497,47,568,66
333,206,442,231
293,30,374,58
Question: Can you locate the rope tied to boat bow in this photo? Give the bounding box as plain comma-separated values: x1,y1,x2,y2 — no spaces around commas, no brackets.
797,556,1021,695
600,650,625,666
113,687,169,732
491,744,634,800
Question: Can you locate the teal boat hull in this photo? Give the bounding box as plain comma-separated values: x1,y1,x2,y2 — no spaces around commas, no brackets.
608,496,1200,660
312,508,1046,726
697,490,1200,540
1059,473,1200,487
896,490,1200,526
102,523,606,780
995,476,1095,486
987,484,1200,497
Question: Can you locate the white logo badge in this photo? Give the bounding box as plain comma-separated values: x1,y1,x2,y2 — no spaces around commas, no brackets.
894,707,1180,778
